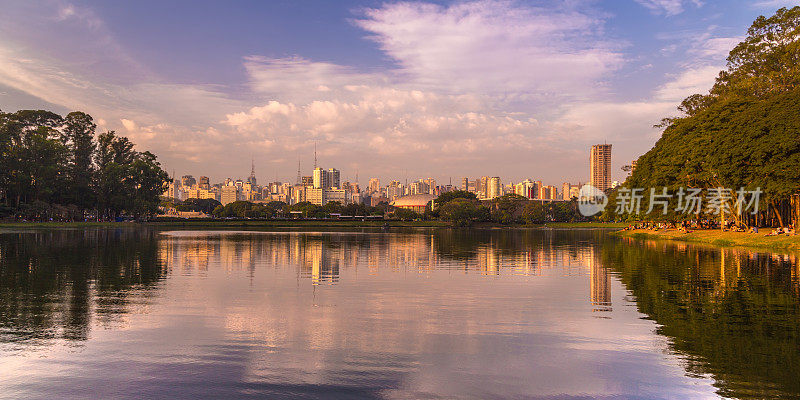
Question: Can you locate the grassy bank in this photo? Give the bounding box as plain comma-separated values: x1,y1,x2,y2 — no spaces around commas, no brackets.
0,220,628,229
614,228,800,251
544,222,628,229
0,220,450,229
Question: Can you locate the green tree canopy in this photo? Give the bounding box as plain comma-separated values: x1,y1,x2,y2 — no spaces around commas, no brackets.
434,190,477,207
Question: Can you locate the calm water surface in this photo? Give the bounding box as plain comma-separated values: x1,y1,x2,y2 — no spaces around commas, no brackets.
1,228,799,399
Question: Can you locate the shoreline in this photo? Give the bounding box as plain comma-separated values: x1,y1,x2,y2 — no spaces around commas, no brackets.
614,228,800,251
0,220,627,229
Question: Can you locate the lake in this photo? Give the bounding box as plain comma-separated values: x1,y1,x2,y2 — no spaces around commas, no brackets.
1,227,799,399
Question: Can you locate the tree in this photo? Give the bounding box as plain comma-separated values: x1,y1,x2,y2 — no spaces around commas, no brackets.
177,198,222,214
637,7,800,228
0,108,168,221
0,110,65,209
392,208,420,221
212,201,275,219
490,194,527,224
289,201,324,218
438,198,482,226
434,190,477,207
323,201,343,215
94,131,168,220
129,151,170,219
670,6,800,119
522,203,547,224
62,112,97,210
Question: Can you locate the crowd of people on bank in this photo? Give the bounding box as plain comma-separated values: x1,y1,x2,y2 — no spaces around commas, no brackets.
623,220,796,236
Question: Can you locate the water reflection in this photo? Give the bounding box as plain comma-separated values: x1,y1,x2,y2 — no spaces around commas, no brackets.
0,228,799,398
603,236,800,398
159,230,606,280
0,228,166,347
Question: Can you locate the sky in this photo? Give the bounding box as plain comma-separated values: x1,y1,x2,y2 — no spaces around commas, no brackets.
0,0,796,186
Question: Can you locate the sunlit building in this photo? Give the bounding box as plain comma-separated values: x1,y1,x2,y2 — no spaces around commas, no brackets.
590,144,612,191
390,193,436,214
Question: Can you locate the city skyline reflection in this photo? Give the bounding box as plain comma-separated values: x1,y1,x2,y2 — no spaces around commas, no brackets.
2,228,800,398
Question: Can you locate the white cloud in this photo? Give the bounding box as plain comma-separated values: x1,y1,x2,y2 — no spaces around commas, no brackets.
120,118,137,131
0,0,743,184
353,1,624,100
751,0,799,9
634,0,703,16
224,85,540,160
654,65,721,101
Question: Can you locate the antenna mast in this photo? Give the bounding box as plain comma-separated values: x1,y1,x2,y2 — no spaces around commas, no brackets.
296,159,301,185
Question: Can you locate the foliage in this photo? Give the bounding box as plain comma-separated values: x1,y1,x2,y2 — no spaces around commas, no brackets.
434,190,477,207
489,194,527,224
672,6,800,118
631,7,800,227
0,108,169,221
176,198,222,214
523,200,582,224
212,201,276,218
392,208,420,221
288,201,326,218
616,89,800,226
438,198,486,226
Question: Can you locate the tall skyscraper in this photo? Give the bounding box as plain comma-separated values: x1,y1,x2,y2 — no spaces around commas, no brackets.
247,159,257,186
368,178,380,194
326,168,340,189
590,144,612,191
313,167,325,189
487,177,501,199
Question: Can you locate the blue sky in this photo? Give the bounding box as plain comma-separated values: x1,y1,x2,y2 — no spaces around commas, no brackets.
0,0,796,185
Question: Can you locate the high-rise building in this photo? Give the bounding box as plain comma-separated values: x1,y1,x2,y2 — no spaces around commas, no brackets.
424,178,436,194
515,179,537,199
590,144,612,191
327,168,340,189
313,168,325,189
199,176,210,190
313,167,340,189
541,185,558,200
487,177,502,199
181,175,196,188
562,182,581,201
570,185,580,200
247,160,257,186
386,180,404,200
478,176,490,199
221,185,239,205
368,178,380,194
306,187,324,205
461,177,469,192
301,176,313,187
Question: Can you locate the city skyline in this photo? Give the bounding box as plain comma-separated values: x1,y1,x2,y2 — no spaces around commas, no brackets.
164,143,605,208
0,1,787,184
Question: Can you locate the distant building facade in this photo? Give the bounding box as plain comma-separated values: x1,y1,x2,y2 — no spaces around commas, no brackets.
590,144,612,191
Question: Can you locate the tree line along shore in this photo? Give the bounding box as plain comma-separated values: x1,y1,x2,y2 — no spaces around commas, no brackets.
599,7,800,232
